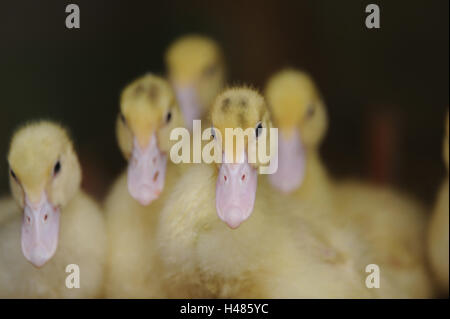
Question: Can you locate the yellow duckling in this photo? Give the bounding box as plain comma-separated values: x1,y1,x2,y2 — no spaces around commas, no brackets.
265,68,433,298
264,69,333,210
0,121,106,298
104,73,185,298
157,87,375,298
166,34,226,130
428,112,449,293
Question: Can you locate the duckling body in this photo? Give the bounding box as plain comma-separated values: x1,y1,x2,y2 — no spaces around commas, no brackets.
428,179,449,292
157,87,375,298
158,164,374,298
104,163,182,298
428,114,449,293
287,151,336,214
104,74,186,298
267,142,431,297
0,122,107,298
265,69,433,298
334,181,432,298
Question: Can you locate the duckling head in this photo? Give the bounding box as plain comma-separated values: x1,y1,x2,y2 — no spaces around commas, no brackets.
8,121,81,267
265,69,328,193
117,73,183,206
444,111,449,172
210,87,274,229
166,34,225,130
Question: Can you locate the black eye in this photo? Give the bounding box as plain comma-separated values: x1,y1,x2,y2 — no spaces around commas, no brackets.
166,111,172,123
53,161,61,176
203,64,217,77
119,112,126,124
255,122,263,138
10,169,17,181
306,104,315,118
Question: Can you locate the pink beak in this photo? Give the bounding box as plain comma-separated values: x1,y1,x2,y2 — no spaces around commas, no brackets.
21,193,60,268
269,128,305,193
215,153,258,229
174,84,202,131
127,133,167,206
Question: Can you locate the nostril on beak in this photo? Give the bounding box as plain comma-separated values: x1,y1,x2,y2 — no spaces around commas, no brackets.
43,214,48,222
241,174,246,181
224,175,227,182
27,216,31,224
153,171,159,182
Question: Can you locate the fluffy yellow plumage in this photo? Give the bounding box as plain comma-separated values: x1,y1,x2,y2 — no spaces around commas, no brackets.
265,69,333,208
265,69,327,140
166,35,224,84
117,73,182,156
444,112,449,171
8,122,81,206
0,121,106,298
165,34,226,129
156,87,379,298
104,73,185,298
209,87,273,165
265,68,433,297
210,87,266,131
428,112,449,293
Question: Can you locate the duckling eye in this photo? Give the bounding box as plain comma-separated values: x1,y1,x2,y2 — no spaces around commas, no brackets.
202,64,217,78
119,112,127,124
255,122,263,138
53,161,61,176
306,104,315,118
10,169,18,182
166,111,172,124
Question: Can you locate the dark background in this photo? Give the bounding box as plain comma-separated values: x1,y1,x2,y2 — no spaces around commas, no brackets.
0,0,448,206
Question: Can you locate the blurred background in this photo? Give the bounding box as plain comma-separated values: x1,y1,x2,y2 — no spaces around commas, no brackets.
0,0,448,206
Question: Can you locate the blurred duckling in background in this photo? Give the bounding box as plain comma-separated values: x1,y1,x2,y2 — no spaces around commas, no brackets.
265,69,333,211
166,34,226,130
428,112,449,293
157,87,375,298
104,74,185,298
265,69,433,298
0,122,106,298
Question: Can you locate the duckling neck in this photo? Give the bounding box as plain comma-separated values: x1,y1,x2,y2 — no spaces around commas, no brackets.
294,149,334,203
58,192,97,244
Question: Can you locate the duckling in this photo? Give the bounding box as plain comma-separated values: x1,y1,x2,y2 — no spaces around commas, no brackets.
428,112,449,293
165,34,226,130
0,122,106,298
157,87,375,298
104,73,185,298
265,69,432,298
264,69,333,211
